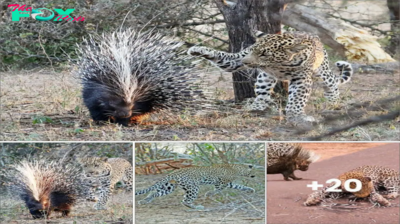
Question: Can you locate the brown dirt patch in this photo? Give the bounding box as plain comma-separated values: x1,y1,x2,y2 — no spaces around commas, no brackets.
300,142,390,161
267,143,400,224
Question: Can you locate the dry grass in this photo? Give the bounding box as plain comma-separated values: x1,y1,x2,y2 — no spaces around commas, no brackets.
1,66,398,141
135,171,265,224
0,190,133,223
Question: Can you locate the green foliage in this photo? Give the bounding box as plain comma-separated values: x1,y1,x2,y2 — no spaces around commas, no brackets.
32,115,53,124
1,17,85,70
0,1,133,71
1,0,228,71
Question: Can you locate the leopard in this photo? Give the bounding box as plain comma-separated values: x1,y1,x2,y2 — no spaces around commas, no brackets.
267,143,320,181
188,31,353,123
304,165,399,207
135,164,256,209
77,157,133,210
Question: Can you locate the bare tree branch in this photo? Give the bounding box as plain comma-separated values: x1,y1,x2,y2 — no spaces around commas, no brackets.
185,27,229,44
153,19,225,28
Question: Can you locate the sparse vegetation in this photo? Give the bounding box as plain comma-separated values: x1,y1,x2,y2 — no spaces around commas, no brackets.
1,67,398,141
135,143,265,224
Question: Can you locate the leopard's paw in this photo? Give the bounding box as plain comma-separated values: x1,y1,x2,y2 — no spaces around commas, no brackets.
188,46,215,59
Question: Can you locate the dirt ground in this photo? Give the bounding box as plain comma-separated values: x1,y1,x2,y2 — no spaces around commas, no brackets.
267,143,400,224
135,171,265,224
0,190,133,224
298,142,390,161
1,65,398,141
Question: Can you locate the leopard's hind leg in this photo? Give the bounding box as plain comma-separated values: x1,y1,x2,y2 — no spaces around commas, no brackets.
285,73,315,122
138,179,177,205
381,178,399,199
122,166,133,191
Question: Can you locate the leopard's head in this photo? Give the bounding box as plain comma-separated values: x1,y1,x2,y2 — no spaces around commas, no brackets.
339,171,374,198
241,31,310,69
77,157,111,177
232,164,256,178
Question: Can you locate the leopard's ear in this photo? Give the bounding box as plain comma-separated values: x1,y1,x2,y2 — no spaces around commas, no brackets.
101,157,109,162
363,176,372,182
248,164,254,169
285,43,308,55
289,43,308,52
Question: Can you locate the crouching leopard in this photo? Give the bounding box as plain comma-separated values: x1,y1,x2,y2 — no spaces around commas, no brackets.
188,31,353,123
304,165,399,207
78,157,133,210
135,164,256,209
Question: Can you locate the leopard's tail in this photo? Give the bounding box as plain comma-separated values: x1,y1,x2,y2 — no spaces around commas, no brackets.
135,186,156,195
135,176,174,195
335,61,353,84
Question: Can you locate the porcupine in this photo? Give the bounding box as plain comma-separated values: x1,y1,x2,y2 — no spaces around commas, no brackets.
5,159,86,219
267,143,320,181
76,29,208,126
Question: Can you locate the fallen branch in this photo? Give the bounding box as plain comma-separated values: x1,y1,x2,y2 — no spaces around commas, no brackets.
306,110,399,140
135,158,193,175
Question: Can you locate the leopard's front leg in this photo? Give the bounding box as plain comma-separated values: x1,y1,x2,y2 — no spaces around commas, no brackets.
93,177,113,210
304,184,345,206
227,182,255,193
123,166,133,191
81,176,101,202
188,46,249,72
182,184,204,210
285,74,315,123
246,70,278,111
205,182,228,197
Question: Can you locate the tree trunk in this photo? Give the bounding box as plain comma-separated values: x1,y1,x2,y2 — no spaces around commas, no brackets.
387,0,400,59
214,0,284,102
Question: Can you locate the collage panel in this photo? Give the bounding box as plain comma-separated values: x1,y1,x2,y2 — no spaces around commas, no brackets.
0,1,398,142
0,142,133,223
267,142,400,224
135,142,265,223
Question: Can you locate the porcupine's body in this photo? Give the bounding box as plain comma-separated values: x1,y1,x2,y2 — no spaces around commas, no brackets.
267,143,320,181
76,29,207,126
6,160,84,219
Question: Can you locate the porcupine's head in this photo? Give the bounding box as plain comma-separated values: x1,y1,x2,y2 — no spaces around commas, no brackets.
76,29,207,126
8,160,84,219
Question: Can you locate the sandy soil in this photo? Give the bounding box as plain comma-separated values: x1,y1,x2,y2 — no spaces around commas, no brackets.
135,172,265,224
300,143,390,161
267,143,400,224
